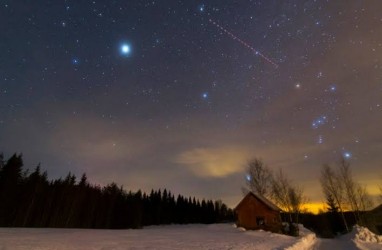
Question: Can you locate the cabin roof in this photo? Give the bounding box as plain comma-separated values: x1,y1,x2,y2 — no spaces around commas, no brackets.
235,192,282,212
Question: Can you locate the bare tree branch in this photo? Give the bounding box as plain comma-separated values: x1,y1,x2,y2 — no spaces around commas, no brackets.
320,164,349,232
338,158,360,221
270,169,306,224
244,158,272,197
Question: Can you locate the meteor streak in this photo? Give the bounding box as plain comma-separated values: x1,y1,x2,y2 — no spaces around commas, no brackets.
208,18,279,68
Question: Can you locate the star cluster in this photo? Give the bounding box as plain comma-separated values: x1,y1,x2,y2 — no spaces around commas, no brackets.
1,0,381,206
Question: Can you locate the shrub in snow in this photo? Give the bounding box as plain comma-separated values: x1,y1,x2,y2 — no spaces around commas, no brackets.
282,222,299,236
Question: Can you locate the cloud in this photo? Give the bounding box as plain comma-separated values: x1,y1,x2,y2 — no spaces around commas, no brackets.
175,146,253,178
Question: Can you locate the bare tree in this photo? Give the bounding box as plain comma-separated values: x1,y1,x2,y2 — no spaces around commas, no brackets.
288,184,306,224
338,159,375,221
243,158,272,197
270,169,306,224
320,164,349,232
338,158,360,221
321,159,375,230
356,184,373,212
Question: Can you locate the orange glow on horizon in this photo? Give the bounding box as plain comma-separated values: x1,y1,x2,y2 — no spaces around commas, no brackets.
302,202,326,214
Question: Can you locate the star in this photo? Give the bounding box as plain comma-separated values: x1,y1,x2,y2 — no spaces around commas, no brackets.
202,92,208,99
245,174,251,181
311,115,328,129
72,58,79,65
329,85,336,92
317,135,324,144
120,43,131,56
343,152,352,159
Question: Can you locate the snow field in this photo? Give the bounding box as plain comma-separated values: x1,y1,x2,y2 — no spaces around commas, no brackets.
1,223,381,250
0,224,307,250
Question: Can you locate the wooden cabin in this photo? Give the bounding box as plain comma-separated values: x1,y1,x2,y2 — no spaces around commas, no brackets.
234,192,282,233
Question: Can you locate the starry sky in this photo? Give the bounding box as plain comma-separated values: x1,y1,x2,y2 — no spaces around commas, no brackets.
1,0,381,210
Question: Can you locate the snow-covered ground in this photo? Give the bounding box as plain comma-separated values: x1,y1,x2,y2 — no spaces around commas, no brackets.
0,224,313,250
0,223,380,250
313,225,382,250
285,225,316,250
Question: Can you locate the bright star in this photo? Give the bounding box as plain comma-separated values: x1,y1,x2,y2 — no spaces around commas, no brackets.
120,44,131,56
199,4,205,12
246,174,251,181
343,152,352,159
202,92,208,99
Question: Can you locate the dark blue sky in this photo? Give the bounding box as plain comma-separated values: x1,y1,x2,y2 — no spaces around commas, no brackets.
1,0,381,209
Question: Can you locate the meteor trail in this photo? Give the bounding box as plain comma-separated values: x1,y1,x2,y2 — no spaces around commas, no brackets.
208,18,279,68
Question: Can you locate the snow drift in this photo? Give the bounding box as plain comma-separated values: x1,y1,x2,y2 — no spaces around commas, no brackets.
351,225,382,244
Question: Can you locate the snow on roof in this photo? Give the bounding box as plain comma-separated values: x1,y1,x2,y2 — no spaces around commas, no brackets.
235,192,282,212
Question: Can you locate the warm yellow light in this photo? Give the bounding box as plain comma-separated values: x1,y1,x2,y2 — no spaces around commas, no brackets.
302,202,326,214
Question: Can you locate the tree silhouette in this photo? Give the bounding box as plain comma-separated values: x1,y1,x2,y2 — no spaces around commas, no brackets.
0,153,233,229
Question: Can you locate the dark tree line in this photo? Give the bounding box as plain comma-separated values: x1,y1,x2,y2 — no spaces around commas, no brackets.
0,153,234,229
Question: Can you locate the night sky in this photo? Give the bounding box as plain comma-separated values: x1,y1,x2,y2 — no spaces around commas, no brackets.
1,1,381,210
